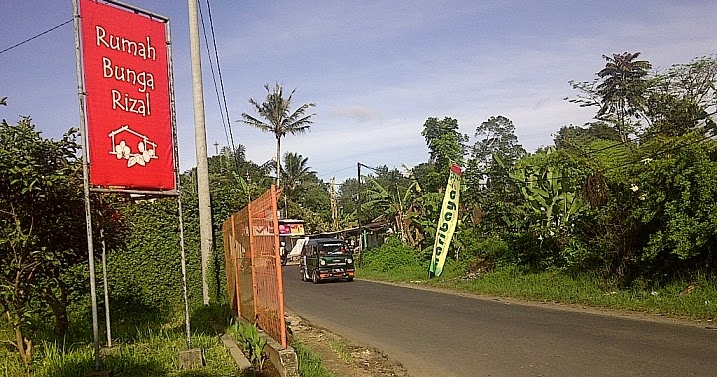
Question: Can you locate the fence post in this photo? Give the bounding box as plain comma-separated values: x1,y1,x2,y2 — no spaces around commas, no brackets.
231,214,241,317
270,185,288,348
248,201,259,321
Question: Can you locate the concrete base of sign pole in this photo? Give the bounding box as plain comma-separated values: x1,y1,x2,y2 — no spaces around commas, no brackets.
179,348,204,369
100,346,120,358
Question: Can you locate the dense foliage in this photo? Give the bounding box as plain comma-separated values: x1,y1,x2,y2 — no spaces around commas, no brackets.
358,54,717,285
0,118,123,363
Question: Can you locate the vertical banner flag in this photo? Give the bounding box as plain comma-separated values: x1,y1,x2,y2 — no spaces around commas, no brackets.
79,0,175,190
429,164,462,278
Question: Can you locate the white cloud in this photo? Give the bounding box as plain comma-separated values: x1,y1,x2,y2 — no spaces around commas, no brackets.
330,105,383,123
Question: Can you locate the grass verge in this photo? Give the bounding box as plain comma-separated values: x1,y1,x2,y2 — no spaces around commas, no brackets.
357,266,717,321
0,307,242,377
293,340,336,377
329,339,353,364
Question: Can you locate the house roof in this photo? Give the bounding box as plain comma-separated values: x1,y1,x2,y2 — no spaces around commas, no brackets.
306,220,389,238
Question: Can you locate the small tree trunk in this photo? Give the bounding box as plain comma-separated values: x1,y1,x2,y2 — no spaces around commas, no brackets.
42,287,69,337
8,311,32,364
403,215,417,248
276,137,282,187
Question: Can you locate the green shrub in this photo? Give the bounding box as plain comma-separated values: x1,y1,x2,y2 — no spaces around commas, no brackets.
505,232,562,270
436,257,466,279
475,236,509,263
631,136,717,278
363,237,421,272
233,322,267,370
561,238,596,272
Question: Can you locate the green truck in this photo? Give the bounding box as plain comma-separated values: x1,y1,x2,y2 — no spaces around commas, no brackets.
299,238,355,283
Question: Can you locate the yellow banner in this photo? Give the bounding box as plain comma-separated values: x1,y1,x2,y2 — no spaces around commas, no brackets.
429,164,462,277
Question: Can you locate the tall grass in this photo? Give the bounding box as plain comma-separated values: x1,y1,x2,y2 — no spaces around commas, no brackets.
293,341,336,377
0,305,242,377
30,330,239,377
359,263,717,321
329,339,352,364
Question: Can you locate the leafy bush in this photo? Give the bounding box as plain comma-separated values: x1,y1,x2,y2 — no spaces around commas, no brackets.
503,232,563,271
233,322,267,370
107,198,203,315
363,237,422,272
630,135,717,278
475,236,509,263
561,238,595,272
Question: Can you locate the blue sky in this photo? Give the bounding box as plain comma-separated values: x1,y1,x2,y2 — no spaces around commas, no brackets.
1,0,715,183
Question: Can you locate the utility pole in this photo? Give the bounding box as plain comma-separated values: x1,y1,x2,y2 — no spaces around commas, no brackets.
330,177,339,231
188,0,212,305
357,163,363,267
356,162,380,267
214,141,219,155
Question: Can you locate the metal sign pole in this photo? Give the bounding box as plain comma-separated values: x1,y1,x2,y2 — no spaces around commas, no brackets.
100,225,112,347
165,15,193,352
97,194,113,348
177,194,193,349
72,0,101,369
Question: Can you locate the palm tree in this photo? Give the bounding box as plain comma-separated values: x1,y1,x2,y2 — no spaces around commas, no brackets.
240,83,315,186
596,52,652,142
281,152,314,198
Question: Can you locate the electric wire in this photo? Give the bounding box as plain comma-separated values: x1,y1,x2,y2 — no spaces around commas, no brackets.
510,133,716,186
205,0,237,157
199,0,243,175
0,19,73,55
318,165,356,179
553,121,693,157
605,133,715,172
197,1,231,155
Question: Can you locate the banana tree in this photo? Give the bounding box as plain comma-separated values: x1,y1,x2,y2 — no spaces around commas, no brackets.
362,176,422,247
501,149,584,237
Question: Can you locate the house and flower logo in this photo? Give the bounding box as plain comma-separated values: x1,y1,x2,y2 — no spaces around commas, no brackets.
108,125,158,167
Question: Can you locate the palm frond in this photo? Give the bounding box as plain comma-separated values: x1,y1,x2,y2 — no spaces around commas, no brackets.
239,113,273,132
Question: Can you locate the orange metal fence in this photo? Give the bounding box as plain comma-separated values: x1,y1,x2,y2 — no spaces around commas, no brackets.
222,186,286,348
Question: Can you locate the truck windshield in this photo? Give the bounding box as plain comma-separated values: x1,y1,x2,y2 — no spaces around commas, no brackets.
319,243,348,255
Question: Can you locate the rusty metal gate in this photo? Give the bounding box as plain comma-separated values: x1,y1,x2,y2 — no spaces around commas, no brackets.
222,186,286,348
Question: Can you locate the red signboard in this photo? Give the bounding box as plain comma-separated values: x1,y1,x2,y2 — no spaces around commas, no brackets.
278,222,305,236
79,0,175,190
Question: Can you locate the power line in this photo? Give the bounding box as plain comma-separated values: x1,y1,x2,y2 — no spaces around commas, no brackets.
204,0,236,155
553,121,694,157
197,1,231,155
606,133,715,172
0,19,72,55
510,133,715,186
318,165,355,179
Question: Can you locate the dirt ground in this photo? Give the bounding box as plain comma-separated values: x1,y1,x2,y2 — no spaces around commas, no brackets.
286,313,409,377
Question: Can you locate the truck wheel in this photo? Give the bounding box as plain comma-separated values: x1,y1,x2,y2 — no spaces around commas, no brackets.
312,270,320,284
346,277,354,282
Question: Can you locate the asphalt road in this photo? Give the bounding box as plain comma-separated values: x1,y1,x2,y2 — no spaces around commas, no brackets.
281,265,717,377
